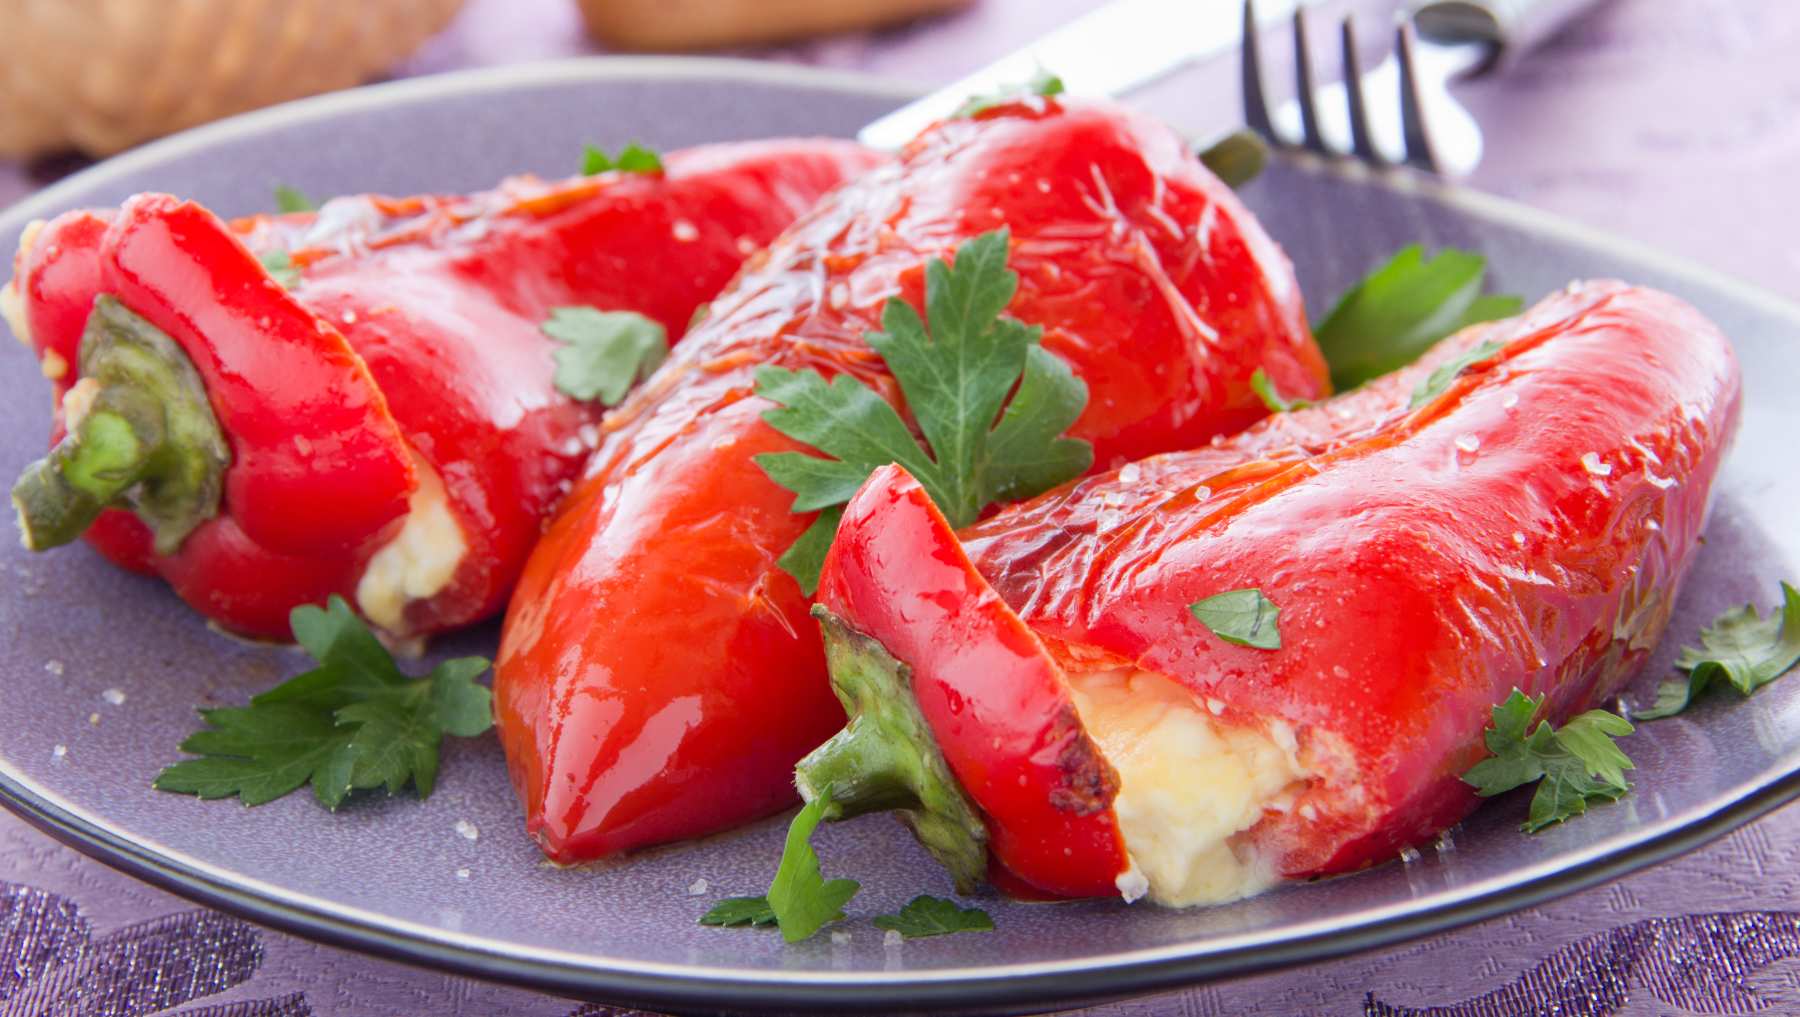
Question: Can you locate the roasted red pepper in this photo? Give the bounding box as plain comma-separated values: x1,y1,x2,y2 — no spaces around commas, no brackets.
495,97,1330,864
806,282,1741,904
4,140,878,639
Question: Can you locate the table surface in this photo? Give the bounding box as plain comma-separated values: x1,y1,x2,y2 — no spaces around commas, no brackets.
3,1,1799,1015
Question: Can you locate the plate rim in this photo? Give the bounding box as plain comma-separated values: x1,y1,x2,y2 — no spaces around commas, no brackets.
2,54,1799,1015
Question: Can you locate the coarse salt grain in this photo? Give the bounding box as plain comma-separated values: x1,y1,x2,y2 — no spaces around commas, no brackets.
44,660,63,677
454,819,479,842
687,878,709,896
101,689,126,706
1580,452,1612,476
455,868,471,880
830,931,852,946
51,745,66,760
672,220,699,242
884,929,904,948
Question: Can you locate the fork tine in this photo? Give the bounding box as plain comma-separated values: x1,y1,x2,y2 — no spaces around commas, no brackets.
1291,6,1327,154
1339,17,1382,165
1240,0,1275,139
1395,21,1443,173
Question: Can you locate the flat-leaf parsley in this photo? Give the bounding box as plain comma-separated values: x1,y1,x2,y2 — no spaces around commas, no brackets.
1638,582,1800,720
1315,245,1521,391
1462,689,1634,832
154,596,493,809
541,306,669,406
753,228,1091,594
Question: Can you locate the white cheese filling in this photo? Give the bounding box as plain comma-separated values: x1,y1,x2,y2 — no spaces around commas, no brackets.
2,220,46,350
355,455,467,635
1066,667,1305,907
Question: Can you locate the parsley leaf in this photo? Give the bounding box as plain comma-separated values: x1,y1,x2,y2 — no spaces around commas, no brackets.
754,228,1092,592
541,306,669,405
1315,245,1523,390
1409,338,1506,409
954,70,1065,119
257,249,301,289
698,896,777,928
1189,588,1282,650
873,895,994,939
765,792,860,943
273,185,317,214
154,596,493,809
776,506,844,599
1462,689,1634,833
1638,582,1800,720
1250,367,1311,413
581,142,664,176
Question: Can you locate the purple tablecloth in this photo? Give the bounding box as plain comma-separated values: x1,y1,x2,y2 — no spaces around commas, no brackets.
3,1,1798,1014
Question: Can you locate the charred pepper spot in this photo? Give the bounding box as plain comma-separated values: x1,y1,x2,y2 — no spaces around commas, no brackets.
1045,701,1121,816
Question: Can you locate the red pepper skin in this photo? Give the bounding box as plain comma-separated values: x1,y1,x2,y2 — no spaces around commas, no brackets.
948,281,1741,890
816,464,1130,898
495,97,1329,864
10,140,878,639
105,195,420,557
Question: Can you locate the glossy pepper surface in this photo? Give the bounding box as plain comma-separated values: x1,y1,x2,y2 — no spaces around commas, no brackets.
4,139,879,639
812,282,1741,899
495,96,1330,864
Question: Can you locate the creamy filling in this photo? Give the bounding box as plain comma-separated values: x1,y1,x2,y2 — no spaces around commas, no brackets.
355,454,467,635
1066,667,1306,907
2,220,45,350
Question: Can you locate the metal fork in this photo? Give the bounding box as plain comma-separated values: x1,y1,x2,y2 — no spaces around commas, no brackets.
1242,0,1492,175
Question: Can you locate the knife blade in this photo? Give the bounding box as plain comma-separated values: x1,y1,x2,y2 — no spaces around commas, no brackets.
858,0,1305,151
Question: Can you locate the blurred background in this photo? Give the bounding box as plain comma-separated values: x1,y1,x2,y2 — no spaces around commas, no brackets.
2,0,1795,302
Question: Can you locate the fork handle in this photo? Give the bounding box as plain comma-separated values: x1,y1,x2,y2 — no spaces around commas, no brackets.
1411,0,1603,64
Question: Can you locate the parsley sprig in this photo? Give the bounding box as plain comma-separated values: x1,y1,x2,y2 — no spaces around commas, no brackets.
541,306,669,406
1410,338,1506,408
1462,689,1634,833
581,142,663,176
699,792,856,943
698,790,993,943
1315,245,1522,391
257,249,301,290
1639,582,1800,720
754,228,1092,593
954,70,1065,119
874,895,994,939
1249,368,1311,413
1189,588,1282,650
154,597,493,809
273,184,317,214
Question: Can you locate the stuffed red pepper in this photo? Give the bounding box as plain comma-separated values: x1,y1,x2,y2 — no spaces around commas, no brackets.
805,281,1740,904
3,139,878,640
495,95,1330,864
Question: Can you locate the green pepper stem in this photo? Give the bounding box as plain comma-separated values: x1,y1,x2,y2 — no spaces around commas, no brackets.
11,295,228,554
14,406,156,549
797,606,990,893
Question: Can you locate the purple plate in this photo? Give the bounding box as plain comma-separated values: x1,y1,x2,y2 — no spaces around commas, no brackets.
1,59,1797,1016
